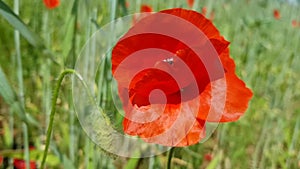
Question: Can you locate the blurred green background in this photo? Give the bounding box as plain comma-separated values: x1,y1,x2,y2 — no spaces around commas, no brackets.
0,0,300,168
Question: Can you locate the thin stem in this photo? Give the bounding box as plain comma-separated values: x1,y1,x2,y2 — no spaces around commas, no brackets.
167,147,175,169
41,69,76,169
41,69,111,168
14,0,24,105
70,0,78,68
14,0,29,168
22,123,30,169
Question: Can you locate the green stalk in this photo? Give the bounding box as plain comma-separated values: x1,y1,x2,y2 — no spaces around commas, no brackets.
69,97,75,163
68,0,79,163
167,147,175,169
70,0,79,68
14,0,30,168
13,0,24,104
193,0,200,10
286,117,300,168
136,0,141,12
41,69,111,168
84,138,90,168
22,123,30,169
41,69,76,169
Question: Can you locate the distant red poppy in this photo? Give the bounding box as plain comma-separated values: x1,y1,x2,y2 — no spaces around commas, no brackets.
132,4,153,25
209,11,215,21
201,7,207,15
140,4,153,12
187,0,195,8
273,9,280,20
125,1,130,8
13,146,36,169
0,146,36,169
292,20,297,27
204,153,212,161
13,159,36,169
112,8,252,147
43,0,60,9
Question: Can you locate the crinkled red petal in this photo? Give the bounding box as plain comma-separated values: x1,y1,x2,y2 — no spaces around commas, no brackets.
160,8,225,41
123,99,206,147
197,73,253,122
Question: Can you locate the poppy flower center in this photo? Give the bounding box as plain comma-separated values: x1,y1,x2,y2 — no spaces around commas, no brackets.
149,89,167,104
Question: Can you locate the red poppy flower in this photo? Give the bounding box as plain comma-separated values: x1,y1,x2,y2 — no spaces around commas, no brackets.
292,20,297,27
112,8,253,147
204,153,212,161
13,146,36,169
132,5,153,25
209,11,215,21
140,4,153,13
126,1,130,8
13,159,36,169
273,9,280,20
43,0,60,9
187,0,195,8
201,7,207,15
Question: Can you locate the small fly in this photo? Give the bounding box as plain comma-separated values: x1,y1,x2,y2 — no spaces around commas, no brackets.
163,57,174,65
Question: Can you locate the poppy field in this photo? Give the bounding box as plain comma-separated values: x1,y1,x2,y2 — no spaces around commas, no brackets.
1,0,300,169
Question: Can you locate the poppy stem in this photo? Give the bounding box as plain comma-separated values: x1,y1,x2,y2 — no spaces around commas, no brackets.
167,147,175,169
41,69,75,169
41,69,112,169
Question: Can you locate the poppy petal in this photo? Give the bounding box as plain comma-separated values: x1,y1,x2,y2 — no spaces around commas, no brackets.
141,4,153,12
273,9,281,20
220,48,236,73
43,0,60,9
197,73,253,122
160,9,223,40
187,0,195,8
13,159,36,169
123,99,206,147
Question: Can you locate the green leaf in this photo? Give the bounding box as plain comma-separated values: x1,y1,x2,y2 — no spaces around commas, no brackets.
3,122,13,147
118,0,128,15
0,67,24,116
124,158,140,169
0,1,43,47
0,67,38,126
62,154,76,169
124,150,141,169
0,66,16,105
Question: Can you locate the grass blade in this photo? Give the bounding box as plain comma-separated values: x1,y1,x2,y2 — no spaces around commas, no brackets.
0,0,43,47
0,66,38,126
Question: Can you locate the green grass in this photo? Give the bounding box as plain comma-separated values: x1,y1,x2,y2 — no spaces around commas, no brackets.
1,0,300,168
